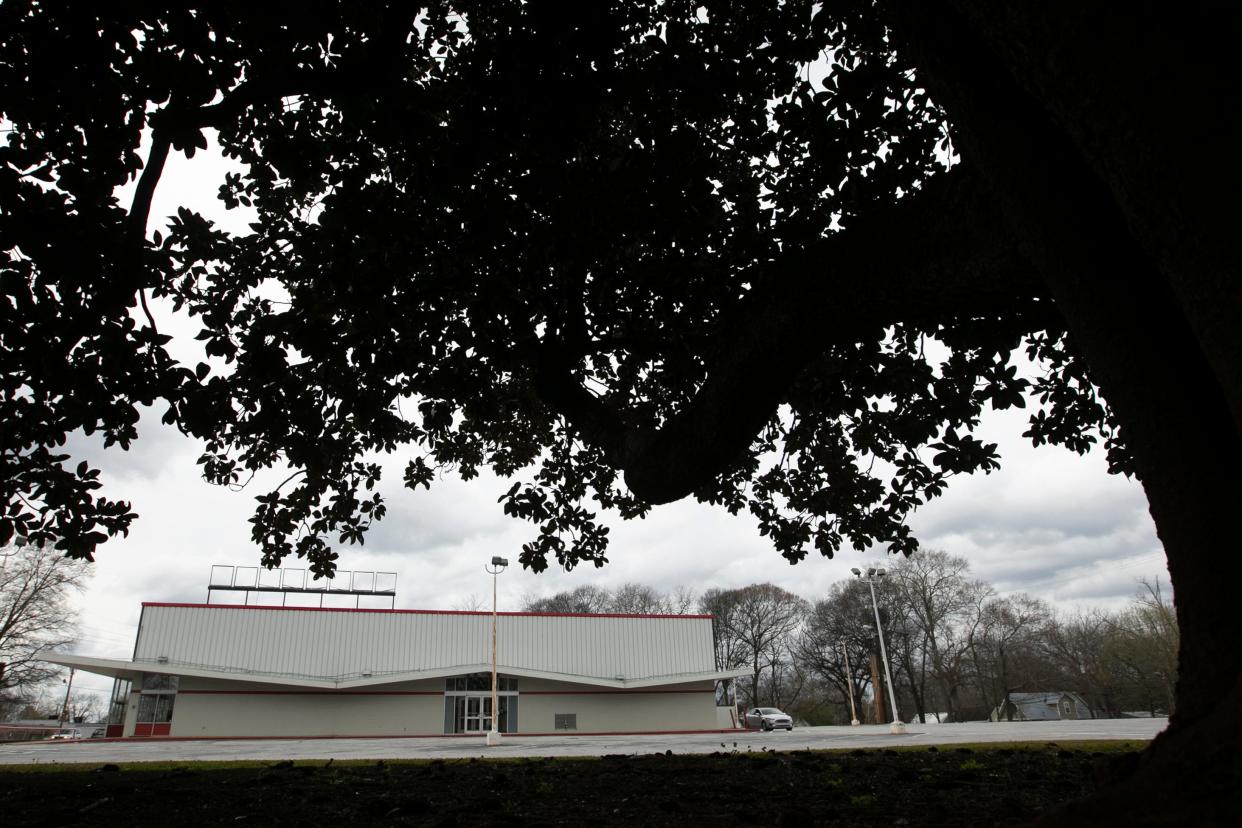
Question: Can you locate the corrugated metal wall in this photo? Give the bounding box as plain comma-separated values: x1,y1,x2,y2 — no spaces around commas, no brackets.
134,606,716,682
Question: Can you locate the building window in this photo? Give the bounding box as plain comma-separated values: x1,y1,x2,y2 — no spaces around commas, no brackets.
554,714,577,731
444,673,518,733
450,695,515,733
142,673,178,692
446,675,518,692
107,678,131,726
135,674,178,736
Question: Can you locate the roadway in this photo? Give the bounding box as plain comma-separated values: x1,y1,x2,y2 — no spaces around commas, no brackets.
0,718,1166,766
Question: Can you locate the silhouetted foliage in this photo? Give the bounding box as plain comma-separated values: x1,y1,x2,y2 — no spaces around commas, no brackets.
2,4,1238,816
1,3,1065,570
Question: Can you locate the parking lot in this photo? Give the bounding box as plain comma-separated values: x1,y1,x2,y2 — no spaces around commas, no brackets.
0,718,1166,766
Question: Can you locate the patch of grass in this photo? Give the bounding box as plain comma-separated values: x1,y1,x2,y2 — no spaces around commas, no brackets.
0,742,1149,826
851,739,1142,755
0,755,550,774
0,739,1143,775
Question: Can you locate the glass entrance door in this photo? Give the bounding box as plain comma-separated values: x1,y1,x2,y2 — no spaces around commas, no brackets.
453,694,511,733
445,675,518,734
462,696,493,732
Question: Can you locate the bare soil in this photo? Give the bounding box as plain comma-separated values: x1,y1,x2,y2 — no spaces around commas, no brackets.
0,741,1144,827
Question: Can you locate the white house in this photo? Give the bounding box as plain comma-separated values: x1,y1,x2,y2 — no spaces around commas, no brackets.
989,691,1094,722
46,602,747,738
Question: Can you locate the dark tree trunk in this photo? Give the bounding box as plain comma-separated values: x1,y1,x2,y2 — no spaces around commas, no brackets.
869,653,887,724
885,2,1242,820
899,650,928,724
1000,646,1013,723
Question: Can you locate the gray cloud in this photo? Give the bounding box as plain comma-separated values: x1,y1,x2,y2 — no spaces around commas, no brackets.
61,407,198,484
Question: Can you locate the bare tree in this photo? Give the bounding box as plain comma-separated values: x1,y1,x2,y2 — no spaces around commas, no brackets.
666,586,698,616
1102,579,1180,716
970,593,1054,720
699,587,747,673
888,550,992,722
1,685,101,724
522,585,613,613
0,541,90,707
1041,609,1116,717
453,593,488,612
610,582,670,614
1130,579,1179,715
795,581,877,723
64,690,104,724
703,583,808,708
524,583,697,616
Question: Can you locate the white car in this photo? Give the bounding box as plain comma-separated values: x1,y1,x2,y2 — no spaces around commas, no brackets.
49,728,82,740
745,707,794,731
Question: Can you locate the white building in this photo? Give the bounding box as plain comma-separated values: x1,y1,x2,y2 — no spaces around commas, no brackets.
989,691,1094,722
47,603,747,738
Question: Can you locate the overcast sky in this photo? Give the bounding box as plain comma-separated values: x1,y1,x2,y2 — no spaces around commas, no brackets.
52,139,1169,706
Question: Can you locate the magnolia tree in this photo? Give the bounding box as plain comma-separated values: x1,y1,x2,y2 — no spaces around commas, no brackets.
1,3,1237,818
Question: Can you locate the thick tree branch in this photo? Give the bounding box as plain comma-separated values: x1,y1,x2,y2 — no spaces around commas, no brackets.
125,132,171,252
938,1,1242,441
534,163,1053,503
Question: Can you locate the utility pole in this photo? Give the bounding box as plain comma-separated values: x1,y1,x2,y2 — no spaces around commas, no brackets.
58,667,76,727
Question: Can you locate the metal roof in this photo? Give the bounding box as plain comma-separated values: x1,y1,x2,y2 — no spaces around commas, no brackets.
45,603,748,689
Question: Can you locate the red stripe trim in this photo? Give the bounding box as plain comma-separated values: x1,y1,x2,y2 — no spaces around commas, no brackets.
522,689,714,695
177,689,711,697
180,690,443,696
87,728,744,743
140,602,712,620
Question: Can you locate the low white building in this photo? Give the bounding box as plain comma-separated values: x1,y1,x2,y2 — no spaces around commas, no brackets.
47,602,747,738
989,691,1094,722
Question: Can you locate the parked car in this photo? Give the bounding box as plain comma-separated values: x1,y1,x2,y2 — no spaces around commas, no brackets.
49,728,82,740
745,707,794,731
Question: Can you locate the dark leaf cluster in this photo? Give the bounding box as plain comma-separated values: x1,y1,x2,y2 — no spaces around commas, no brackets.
0,2,1114,573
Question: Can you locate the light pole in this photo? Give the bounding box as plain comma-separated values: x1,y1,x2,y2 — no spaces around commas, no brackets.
851,567,907,735
484,556,508,746
842,642,861,726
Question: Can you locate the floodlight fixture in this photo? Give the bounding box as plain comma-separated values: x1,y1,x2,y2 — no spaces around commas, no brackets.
851,566,906,735
851,567,861,575
485,555,510,746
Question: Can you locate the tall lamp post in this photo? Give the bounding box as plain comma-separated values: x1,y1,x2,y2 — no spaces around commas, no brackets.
851,567,907,735
484,556,508,746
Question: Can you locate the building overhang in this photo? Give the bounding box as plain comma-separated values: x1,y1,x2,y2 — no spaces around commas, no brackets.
41,654,751,691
